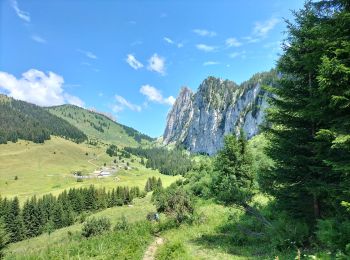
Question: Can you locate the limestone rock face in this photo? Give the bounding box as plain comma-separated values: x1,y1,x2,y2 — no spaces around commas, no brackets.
163,71,275,155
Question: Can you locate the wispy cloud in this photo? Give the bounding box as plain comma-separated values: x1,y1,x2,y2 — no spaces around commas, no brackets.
31,35,47,44
11,0,30,22
225,37,242,47
242,18,280,44
163,37,184,48
229,51,246,59
126,54,144,70
164,37,174,44
147,54,166,75
203,61,220,66
243,36,261,43
140,85,175,105
131,40,143,46
113,95,142,112
253,18,279,37
0,69,84,107
77,49,98,59
193,29,217,37
196,44,217,52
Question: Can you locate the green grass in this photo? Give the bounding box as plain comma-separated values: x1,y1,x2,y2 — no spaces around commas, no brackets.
5,195,155,259
0,137,179,202
155,200,303,260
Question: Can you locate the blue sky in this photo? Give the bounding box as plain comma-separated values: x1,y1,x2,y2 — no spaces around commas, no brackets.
0,0,305,137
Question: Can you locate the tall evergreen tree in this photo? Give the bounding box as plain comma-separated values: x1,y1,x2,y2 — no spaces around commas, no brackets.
5,197,24,242
211,132,255,206
263,0,350,225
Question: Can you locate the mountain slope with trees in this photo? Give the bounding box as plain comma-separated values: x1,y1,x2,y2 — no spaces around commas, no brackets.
48,105,154,147
0,95,87,144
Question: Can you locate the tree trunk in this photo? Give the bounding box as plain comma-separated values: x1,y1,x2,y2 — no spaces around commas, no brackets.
313,194,320,219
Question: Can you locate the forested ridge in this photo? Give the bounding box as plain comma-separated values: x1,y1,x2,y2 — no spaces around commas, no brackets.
49,104,155,144
125,146,192,176
0,95,87,144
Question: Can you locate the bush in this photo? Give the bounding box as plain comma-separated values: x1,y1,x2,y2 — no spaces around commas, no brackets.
316,218,350,255
82,217,111,238
156,240,190,260
152,184,194,224
114,215,129,231
266,212,309,250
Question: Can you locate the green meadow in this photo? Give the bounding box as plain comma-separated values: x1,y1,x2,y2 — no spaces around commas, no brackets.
0,137,178,202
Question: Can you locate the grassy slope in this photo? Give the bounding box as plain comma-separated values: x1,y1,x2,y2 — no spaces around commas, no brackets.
6,196,300,260
156,199,298,260
0,137,178,202
5,195,156,259
48,105,150,146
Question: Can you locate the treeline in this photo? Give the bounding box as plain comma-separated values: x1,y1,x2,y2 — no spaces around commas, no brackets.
125,147,192,175
0,96,87,144
0,185,144,243
119,124,155,143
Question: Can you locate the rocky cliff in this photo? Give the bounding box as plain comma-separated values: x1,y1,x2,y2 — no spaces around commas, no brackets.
163,70,276,155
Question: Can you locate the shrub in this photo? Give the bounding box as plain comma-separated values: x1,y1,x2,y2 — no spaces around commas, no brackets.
316,218,350,255
152,184,194,224
82,217,111,238
266,212,309,250
156,240,190,260
114,215,129,231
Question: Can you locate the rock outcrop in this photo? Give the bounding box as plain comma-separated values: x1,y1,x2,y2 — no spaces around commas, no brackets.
163,70,276,155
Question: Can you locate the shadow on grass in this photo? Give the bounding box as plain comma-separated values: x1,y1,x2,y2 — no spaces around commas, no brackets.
191,229,272,259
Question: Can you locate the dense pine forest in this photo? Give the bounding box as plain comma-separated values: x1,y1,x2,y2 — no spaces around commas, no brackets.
0,95,87,144
0,185,144,244
125,146,193,175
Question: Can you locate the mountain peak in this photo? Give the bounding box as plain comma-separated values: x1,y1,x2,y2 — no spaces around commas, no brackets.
163,71,276,155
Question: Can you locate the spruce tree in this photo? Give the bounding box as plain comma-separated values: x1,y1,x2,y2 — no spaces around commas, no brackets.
5,197,24,242
211,132,255,206
0,219,9,258
263,0,350,225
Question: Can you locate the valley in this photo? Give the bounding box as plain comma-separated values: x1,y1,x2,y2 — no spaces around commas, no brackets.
1,0,349,259
0,137,177,202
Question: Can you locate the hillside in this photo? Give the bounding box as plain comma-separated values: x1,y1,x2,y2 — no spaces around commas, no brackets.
0,136,178,202
48,105,154,147
163,70,276,155
0,95,87,144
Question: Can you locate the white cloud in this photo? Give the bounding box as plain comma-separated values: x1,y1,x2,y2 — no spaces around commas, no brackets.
163,37,174,44
243,36,261,43
193,29,216,37
31,35,47,44
253,18,279,38
126,54,144,70
147,54,166,75
225,37,242,47
163,37,184,48
77,49,97,59
229,51,246,59
0,69,84,107
140,85,174,105
11,0,30,22
113,95,141,112
203,61,220,66
196,44,217,52
64,93,85,107
164,96,176,105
